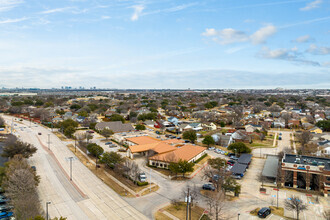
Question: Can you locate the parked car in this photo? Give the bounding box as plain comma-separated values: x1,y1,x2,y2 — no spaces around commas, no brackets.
38,132,42,135
232,174,242,179
0,206,13,212
87,130,94,133
227,160,236,166
202,183,215,191
0,211,14,219
105,142,112,145
258,207,271,218
176,137,181,139
224,152,229,156
165,134,170,138
139,173,147,182
0,199,10,205
228,153,235,157
184,140,190,143
279,136,282,140
208,147,215,151
279,133,282,136
31,166,36,172
157,136,161,138
230,156,239,160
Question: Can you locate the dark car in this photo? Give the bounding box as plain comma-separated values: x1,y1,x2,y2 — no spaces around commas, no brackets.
184,140,190,143
228,153,235,157
202,184,215,191
0,199,9,205
258,207,271,218
38,132,42,135
87,130,95,133
227,160,236,166
279,136,282,140
105,142,112,145
31,166,36,172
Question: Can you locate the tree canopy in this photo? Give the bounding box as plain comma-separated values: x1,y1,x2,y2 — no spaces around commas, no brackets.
182,130,197,143
202,135,215,147
100,152,123,169
135,124,146,131
316,120,330,132
228,142,251,154
2,140,37,159
87,143,104,158
109,114,125,123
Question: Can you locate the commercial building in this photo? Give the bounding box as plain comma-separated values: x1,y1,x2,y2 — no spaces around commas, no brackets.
281,154,330,196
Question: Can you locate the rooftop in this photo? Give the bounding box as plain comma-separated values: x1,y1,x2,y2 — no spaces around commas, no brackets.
283,154,330,171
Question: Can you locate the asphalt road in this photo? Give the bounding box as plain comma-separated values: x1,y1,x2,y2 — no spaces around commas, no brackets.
3,115,147,220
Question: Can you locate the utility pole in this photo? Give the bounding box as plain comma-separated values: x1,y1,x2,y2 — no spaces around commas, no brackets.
185,187,190,220
277,188,279,208
47,134,51,150
69,157,73,181
46,201,51,220
74,136,77,152
149,167,152,192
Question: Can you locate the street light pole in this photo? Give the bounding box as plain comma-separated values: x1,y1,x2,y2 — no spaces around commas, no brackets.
69,157,73,181
238,212,240,220
47,134,51,150
46,201,51,220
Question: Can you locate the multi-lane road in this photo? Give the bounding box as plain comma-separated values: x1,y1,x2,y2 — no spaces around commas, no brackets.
3,115,147,220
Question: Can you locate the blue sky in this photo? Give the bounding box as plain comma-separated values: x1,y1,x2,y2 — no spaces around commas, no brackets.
0,0,329,89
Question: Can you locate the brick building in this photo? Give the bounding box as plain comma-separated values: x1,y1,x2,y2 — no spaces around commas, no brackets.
281,154,330,197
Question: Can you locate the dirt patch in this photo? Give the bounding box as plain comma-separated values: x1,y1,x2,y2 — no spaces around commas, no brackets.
53,131,71,141
154,211,171,220
269,206,284,216
156,202,204,220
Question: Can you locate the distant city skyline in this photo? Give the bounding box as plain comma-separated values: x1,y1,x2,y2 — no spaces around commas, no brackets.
0,0,329,88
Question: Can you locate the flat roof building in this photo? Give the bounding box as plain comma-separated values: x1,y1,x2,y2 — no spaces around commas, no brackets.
281,154,330,197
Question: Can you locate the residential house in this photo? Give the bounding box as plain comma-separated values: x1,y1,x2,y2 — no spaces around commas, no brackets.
189,123,203,131
232,130,251,143
202,122,217,131
168,117,179,126
309,127,323,134
211,134,233,147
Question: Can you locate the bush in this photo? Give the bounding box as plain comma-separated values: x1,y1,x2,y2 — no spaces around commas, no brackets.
137,181,148,186
194,153,207,164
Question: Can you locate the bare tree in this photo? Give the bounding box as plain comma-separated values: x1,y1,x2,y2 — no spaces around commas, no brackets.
323,210,330,220
297,131,312,154
281,113,291,128
0,116,5,127
285,195,307,220
3,155,42,219
204,190,227,220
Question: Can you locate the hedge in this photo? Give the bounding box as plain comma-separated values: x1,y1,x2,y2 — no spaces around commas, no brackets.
194,153,208,164
137,181,149,186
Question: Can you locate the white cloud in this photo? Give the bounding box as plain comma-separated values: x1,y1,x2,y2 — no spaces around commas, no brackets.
101,16,111,20
300,0,322,11
294,35,313,43
0,0,23,12
40,7,75,14
322,61,330,67
250,25,277,44
202,28,249,45
131,5,144,21
258,46,320,66
202,24,276,45
0,17,28,24
307,44,330,55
